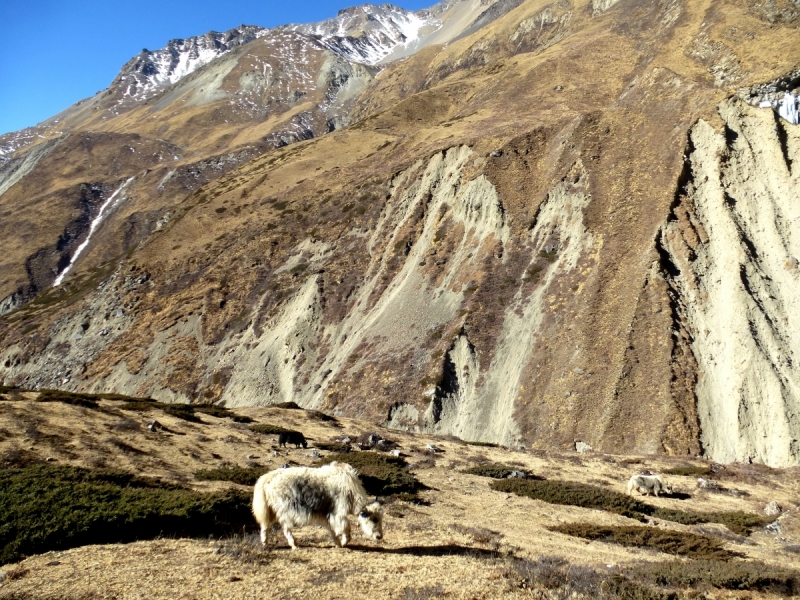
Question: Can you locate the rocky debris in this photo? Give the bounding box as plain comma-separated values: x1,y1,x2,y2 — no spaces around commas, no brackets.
697,477,720,490
765,521,783,535
357,432,391,449
147,420,162,432
506,470,527,479
310,448,320,458
764,501,782,516
426,443,442,453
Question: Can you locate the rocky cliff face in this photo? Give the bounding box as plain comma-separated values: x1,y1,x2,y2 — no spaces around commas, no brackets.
659,97,800,467
1,0,799,466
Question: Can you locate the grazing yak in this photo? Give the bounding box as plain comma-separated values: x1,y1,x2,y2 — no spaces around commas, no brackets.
627,474,673,497
252,462,383,549
278,431,308,448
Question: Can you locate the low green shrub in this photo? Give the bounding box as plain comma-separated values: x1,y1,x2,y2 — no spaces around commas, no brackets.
662,465,712,477
315,442,351,453
0,464,253,564
491,479,644,519
462,462,532,479
271,401,301,409
37,389,99,409
464,440,499,448
193,405,253,423
195,466,266,486
318,452,424,497
249,423,295,435
627,559,800,594
119,400,160,411
306,410,337,422
550,523,739,560
118,400,251,424
162,404,203,422
491,479,772,535
94,393,154,402
505,556,676,599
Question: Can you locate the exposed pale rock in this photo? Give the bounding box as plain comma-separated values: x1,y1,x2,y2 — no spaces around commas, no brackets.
764,501,781,516
660,98,800,467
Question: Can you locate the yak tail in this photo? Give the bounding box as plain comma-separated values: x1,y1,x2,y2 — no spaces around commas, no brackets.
252,473,275,529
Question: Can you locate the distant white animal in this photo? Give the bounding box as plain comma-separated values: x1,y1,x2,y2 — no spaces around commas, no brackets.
507,471,527,479
426,444,440,453
389,449,401,458
252,462,384,549
311,448,320,458
627,474,672,497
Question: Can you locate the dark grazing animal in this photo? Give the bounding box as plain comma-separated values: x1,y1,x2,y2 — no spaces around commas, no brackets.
278,431,308,448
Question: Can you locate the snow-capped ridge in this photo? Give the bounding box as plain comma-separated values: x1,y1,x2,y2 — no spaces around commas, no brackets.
286,4,437,65
113,25,267,103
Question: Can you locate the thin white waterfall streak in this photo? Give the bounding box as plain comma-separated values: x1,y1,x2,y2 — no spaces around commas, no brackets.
53,176,135,287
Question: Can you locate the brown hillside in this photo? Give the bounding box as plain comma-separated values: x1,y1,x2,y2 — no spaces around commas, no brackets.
0,0,799,467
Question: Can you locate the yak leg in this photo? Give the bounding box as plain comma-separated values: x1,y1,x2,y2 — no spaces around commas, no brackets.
282,525,297,550
329,515,350,547
260,524,268,546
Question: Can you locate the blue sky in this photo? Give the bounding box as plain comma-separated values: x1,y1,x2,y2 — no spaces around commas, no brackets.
0,0,433,135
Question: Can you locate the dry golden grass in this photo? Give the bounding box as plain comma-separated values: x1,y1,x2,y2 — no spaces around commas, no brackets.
0,398,798,599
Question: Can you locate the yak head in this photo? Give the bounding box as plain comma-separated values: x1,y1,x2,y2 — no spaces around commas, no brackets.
358,501,384,541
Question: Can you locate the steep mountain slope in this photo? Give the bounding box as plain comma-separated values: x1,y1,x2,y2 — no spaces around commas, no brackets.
1,0,799,466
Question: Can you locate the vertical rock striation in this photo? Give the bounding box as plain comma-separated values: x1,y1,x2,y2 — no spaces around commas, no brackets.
660,98,800,466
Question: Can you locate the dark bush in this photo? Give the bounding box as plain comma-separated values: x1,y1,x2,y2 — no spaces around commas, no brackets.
193,405,253,423
462,462,533,479
464,440,499,448
627,560,800,594
315,442,351,453
95,393,155,402
550,523,739,560
662,465,712,477
162,404,203,422
119,400,160,412
271,401,301,409
318,452,424,497
491,479,772,535
0,464,253,564
506,556,676,599
195,466,267,486
306,410,337,422
37,390,99,409
118,400,251,424
491,478,645,519
249,423,295,435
